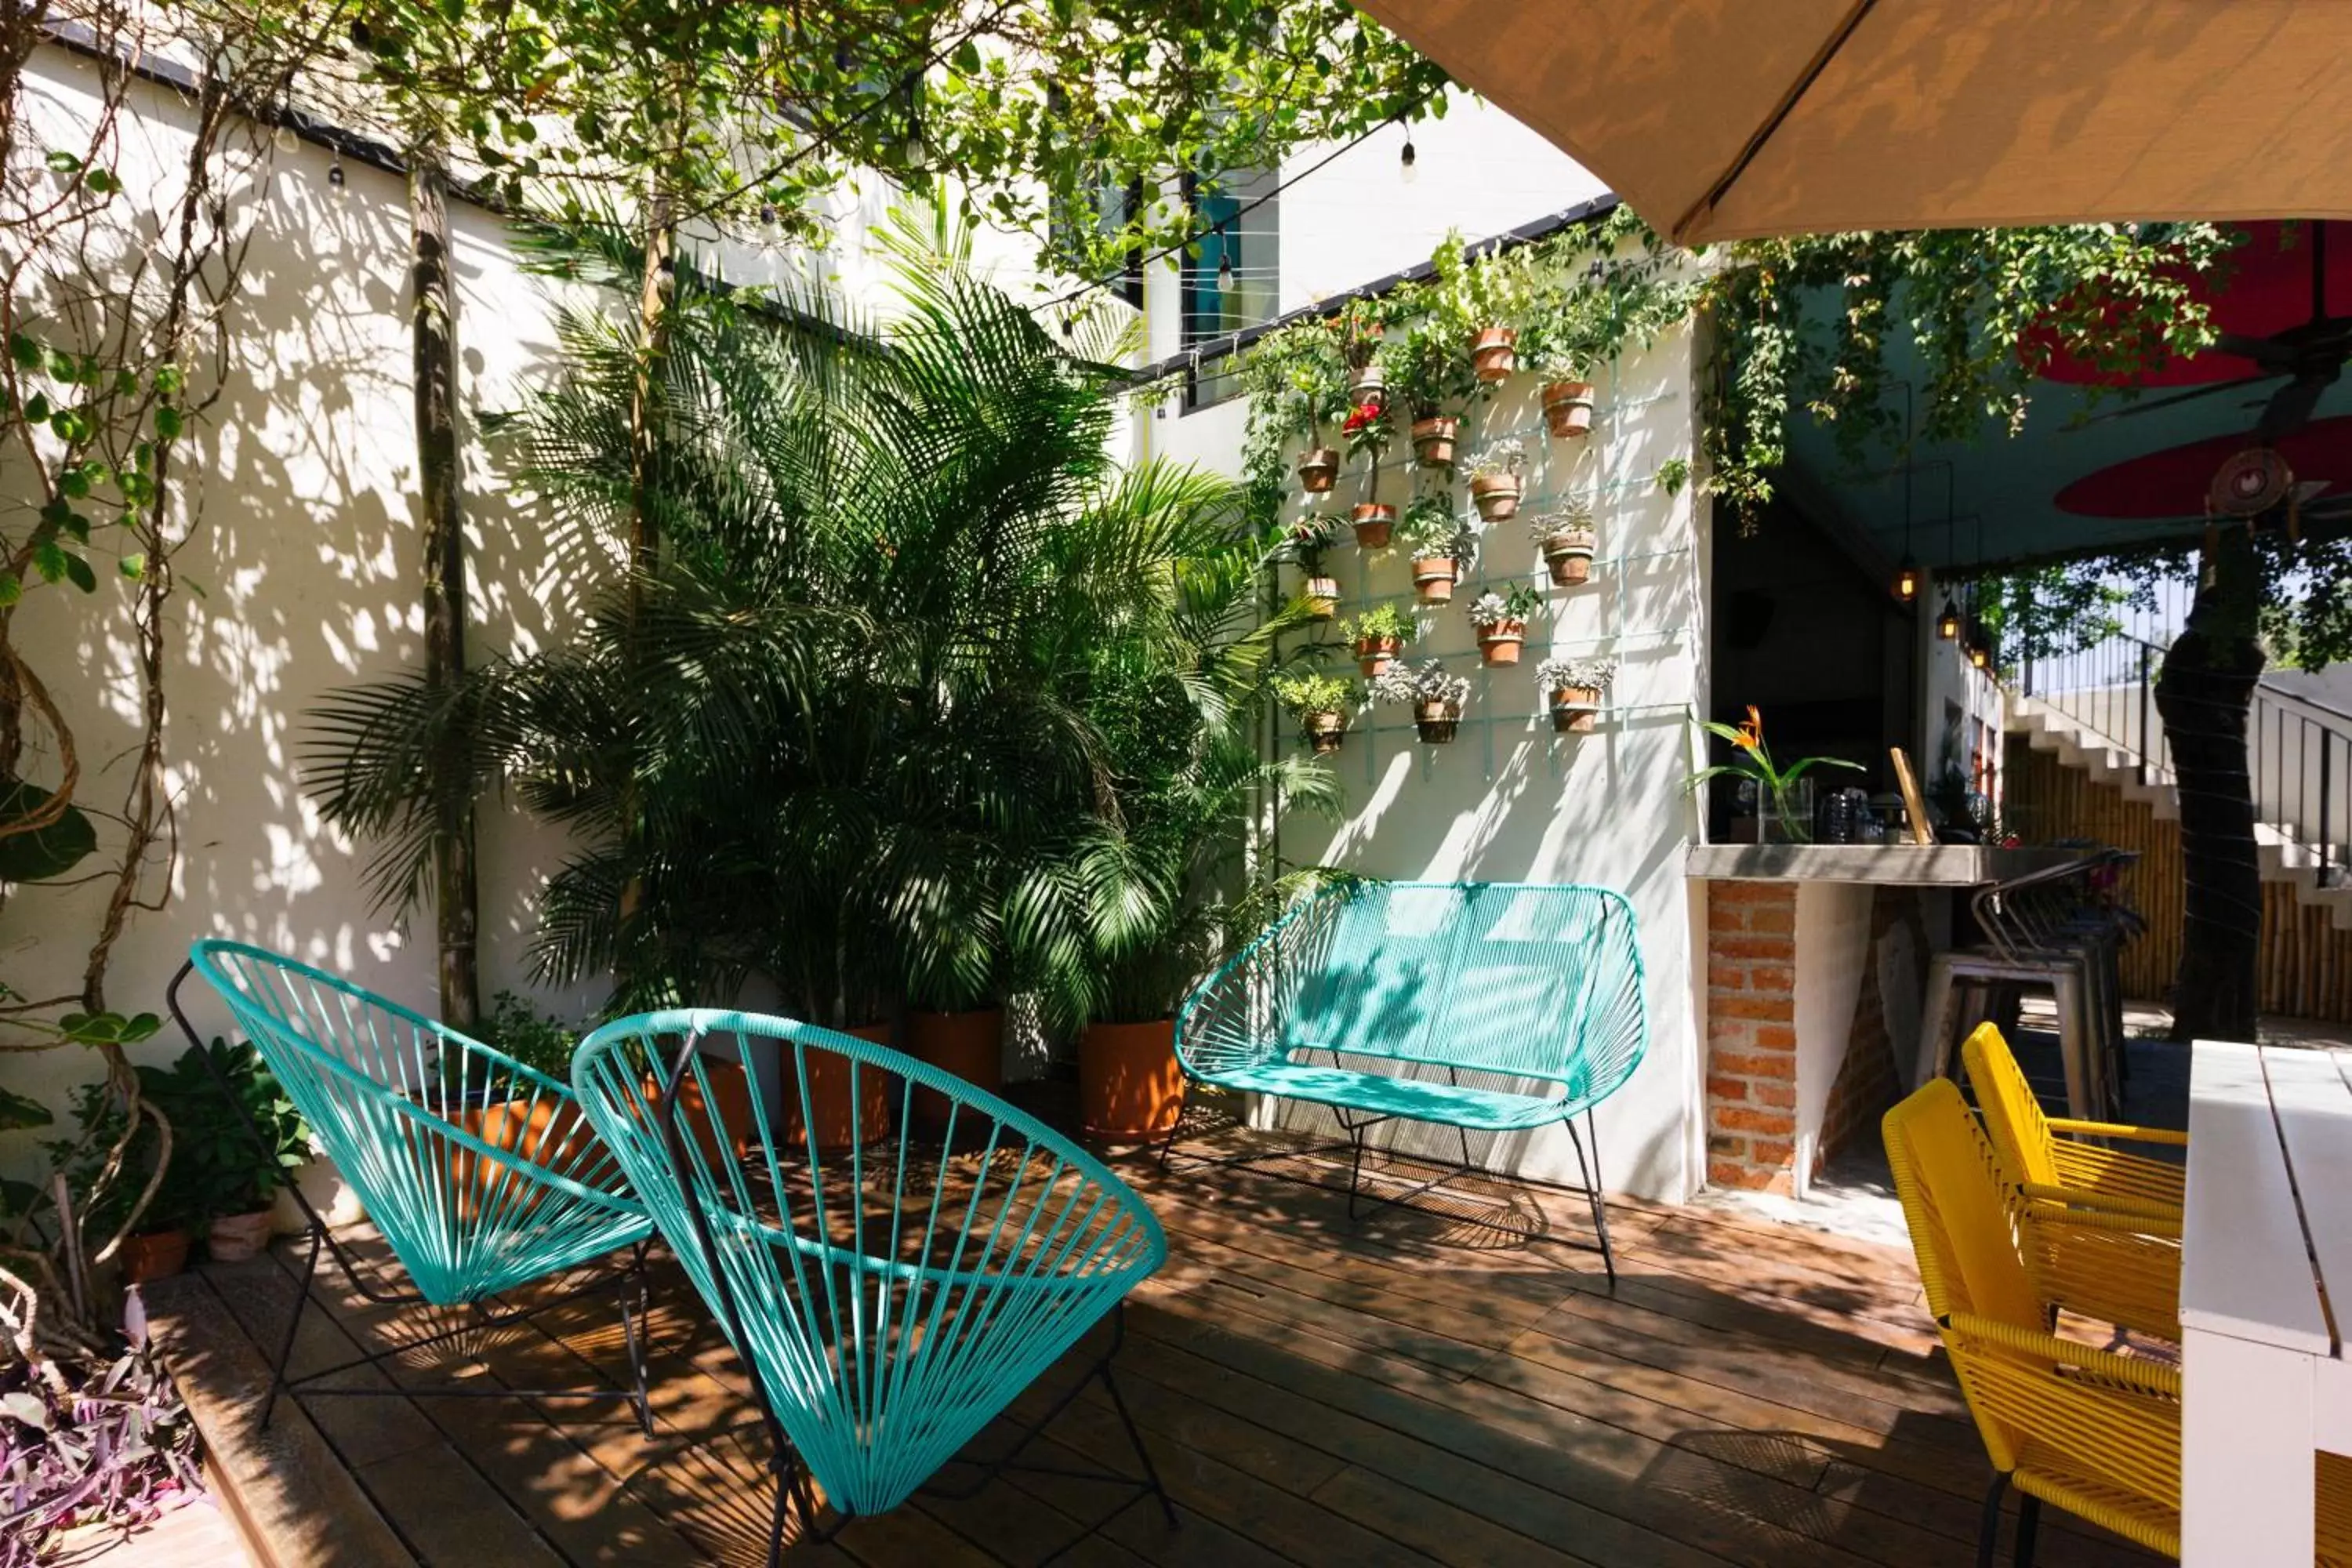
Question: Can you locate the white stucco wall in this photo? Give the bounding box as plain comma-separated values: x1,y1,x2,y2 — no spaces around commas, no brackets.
1791,881,1873,1196
1,48,1019,1171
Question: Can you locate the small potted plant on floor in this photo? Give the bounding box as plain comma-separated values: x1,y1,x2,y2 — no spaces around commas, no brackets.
1275,671,1358,755
1530,499,1599,586
1374,659,1470,745
1467,583,1541,666
1538,655,1617,733
47,1079,201,1283
1341,392,1396,546
1400,494,1469,603
143,1036,310,1263
1290,514,1342,619
1466,437,1527,522
1342,604,1414,676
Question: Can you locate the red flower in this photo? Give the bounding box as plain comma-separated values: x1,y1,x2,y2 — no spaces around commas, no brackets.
1341,398,1385,434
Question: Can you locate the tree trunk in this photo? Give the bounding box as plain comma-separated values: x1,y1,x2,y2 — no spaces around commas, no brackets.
410,154,479,1032
2154,528,2267,1042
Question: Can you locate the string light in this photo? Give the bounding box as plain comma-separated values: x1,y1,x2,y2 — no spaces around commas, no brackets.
1399,130,1417,185
327,153,346,192
1215,223,1234,292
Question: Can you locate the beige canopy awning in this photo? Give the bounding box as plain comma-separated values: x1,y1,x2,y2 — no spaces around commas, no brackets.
1354,0,2352,244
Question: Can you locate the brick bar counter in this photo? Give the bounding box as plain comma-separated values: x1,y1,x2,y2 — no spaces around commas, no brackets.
1686,844,2077,1195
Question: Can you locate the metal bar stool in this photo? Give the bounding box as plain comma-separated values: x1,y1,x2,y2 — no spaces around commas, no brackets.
1911,855,2124,1120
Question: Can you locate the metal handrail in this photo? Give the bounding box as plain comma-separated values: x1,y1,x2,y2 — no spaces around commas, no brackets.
2026,626,2352,888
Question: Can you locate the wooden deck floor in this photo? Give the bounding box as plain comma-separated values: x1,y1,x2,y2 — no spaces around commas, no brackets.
147,1124,2164,1568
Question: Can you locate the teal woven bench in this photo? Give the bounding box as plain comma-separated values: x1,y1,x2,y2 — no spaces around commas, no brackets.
1168,880,1646,1277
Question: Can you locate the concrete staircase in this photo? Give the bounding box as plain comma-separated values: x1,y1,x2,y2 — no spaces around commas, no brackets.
2008,692,2352,931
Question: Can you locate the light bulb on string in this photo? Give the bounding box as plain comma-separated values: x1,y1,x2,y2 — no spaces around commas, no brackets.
1215,224,1234,292
327,153,346,193
1399,132,1417,185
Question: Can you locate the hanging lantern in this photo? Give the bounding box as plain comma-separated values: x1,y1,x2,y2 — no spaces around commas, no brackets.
1893,556,1921,603
1936,597,1962,641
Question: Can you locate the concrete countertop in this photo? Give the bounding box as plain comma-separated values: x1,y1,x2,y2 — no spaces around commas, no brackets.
1683,842,2085,887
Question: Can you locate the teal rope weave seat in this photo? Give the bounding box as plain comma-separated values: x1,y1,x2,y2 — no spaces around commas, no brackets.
570,1010,1171,1549
1171,880,1646,1272
187,941,652,1306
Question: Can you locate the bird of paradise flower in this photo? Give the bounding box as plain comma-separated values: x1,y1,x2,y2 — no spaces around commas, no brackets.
1686,706,1864,843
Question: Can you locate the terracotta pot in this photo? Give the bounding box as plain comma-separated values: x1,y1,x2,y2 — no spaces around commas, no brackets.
121,1229,189,1284
1469,474,1521,522
1414,700,1461,745
1551,687,1602,734
1543,381,1596,438
1471,326,1518,383
1354,635,1402,677
1296,448,1340,493
788,1022,893,1152
1411,557,1456,603
205,1208,274,1263
1303,575,1340,619
906,1009,1002,1136
1542,531,1598,586
456,1095,594,1220
1080,1018,1183,1142
642,1054,755,1170
1346,366,1385,407
1350,503,1395,550
1410,416,1458,468
1477,620,1527,666
1303,711,1346,754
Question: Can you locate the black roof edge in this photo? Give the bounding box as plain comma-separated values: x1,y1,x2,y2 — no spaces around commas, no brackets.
1125,191,1623,387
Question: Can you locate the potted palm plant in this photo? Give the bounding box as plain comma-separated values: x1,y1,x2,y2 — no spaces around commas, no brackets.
1467,584,1541,666
1341,604,1414,677
1275,671,1357,755
1341,394,1396,546
1400,494,1468,603
1530,499,1599,586
1538,655,1617,733
1374,659,1470,745
1466,437,1527,522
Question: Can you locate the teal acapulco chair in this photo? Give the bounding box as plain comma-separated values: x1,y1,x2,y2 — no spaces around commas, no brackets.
172,941,655,1430
571,1010,1174,1564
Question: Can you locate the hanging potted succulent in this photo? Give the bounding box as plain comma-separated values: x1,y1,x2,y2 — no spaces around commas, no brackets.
1466,437,1527,522
1274,671,1358,755
1341,604,1414,677
1539,655,1617,734
1467,583,1541,666
1399,494,1468,604
1374,659,1470,745
1341,391,1396,546
1291,514,1342,619
1530,499,1599,586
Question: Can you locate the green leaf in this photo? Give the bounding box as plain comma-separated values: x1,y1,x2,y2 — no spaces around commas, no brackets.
151,406,183,439
0,1087,52,1132
953,39,982,74
0,778,96,881
30,540,66,583
7,334,39,369
63,554,96,593
43,150,80,175
0,575,24,608
119,554,146,580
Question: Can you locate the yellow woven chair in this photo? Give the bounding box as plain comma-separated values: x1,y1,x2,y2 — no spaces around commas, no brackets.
1963,1022,2181,1340
1963,1022,2185,1221
1885,1079,2352,1566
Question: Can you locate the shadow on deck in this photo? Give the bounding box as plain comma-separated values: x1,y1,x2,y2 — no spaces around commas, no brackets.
143,1112,2163,1568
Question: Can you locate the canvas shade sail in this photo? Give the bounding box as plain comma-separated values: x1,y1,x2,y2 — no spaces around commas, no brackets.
1353,0,2352,244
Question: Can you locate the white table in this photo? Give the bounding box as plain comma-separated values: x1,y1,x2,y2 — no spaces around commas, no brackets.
2182,1040,2352,1563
